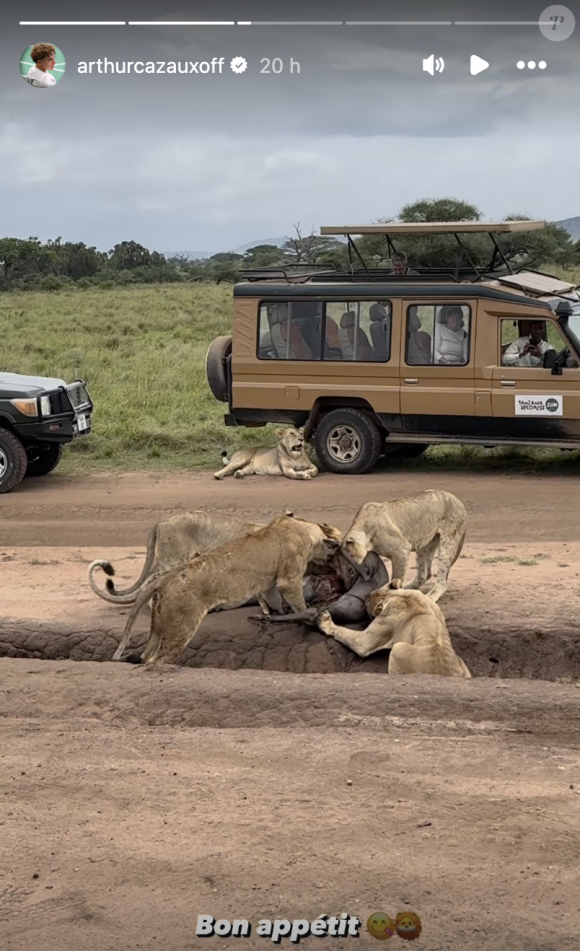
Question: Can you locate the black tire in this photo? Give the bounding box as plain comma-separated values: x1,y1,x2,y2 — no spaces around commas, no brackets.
0,429,28,494
313,408,382,475
25,441,63,478
205,335,232,402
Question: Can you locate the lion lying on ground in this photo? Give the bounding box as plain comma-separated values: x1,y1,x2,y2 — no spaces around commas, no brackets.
343,489,466,603
214,427,318,481
113,515,342,665
88,510,263,606
317,579,471,678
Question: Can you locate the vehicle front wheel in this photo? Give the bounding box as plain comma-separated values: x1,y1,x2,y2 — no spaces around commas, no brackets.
25,441,63,477
313,408,382,475
0,429,28,494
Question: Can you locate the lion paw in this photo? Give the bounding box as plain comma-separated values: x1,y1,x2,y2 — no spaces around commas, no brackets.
234,470,244,479
317,610,333,633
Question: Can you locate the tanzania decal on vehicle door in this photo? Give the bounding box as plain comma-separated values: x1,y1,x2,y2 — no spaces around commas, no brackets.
514,395,563,417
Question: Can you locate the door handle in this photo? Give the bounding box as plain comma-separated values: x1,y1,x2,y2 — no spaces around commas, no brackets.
500,380,516,387
404,378,419,384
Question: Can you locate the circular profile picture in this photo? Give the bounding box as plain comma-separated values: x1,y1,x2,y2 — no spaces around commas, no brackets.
20,44,66,87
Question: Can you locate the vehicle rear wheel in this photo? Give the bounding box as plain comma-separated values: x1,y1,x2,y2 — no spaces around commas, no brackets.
205,335,232,402
25,441,63,477
313,408,382,475
0,429,28,494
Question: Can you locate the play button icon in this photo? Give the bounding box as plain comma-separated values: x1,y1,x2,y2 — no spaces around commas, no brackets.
470,54,489,75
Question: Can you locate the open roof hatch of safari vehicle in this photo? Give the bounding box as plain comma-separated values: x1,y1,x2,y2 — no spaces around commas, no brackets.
239,220,552,286
317,219,547,284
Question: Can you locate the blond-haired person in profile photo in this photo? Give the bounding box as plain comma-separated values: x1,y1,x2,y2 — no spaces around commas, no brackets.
25,44,57,87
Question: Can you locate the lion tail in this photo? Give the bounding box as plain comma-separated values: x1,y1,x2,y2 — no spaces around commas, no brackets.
112,574,163,662
221,450,230,465
88,524,158,605
88,559,137,605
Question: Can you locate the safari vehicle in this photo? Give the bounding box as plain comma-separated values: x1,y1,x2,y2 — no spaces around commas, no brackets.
0,373,93,493
206,221,580,474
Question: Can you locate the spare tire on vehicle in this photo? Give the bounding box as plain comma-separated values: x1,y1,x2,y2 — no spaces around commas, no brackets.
205,335,232,403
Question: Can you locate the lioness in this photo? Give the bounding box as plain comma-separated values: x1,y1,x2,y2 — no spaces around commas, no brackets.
214,427,318,481
113,515,342,665
317,579,471,678
88,511,263,606
343,489,466,602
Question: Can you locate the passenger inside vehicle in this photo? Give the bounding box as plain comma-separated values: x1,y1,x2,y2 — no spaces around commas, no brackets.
502,320,554,367
434,306,469,365
406,308,432,364
390,251,419,276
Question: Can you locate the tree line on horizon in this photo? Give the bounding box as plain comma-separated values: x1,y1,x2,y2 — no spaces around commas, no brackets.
1,199,578,293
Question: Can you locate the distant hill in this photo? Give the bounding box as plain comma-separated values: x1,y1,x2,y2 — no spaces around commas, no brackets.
161,238,288,260
556,217,580,241
228,237,287,254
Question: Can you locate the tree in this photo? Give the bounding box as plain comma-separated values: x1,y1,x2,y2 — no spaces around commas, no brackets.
281,224,346,268
56,241,104,279
399,197,481,223
0,237,53,282
107,240,166,270
242,244,283,268
356,199,574,271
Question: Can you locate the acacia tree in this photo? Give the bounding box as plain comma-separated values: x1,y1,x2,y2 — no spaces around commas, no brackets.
356,199,574,270
281,224,346,268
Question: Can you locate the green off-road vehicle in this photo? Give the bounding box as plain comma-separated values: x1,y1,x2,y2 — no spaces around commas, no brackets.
0,372,93,493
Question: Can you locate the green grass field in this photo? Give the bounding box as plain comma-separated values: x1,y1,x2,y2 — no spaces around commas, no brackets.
1,280,580,475
0,284,265,472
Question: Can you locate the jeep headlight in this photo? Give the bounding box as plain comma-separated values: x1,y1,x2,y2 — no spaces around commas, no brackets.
10,398,38,417
40,395,52,416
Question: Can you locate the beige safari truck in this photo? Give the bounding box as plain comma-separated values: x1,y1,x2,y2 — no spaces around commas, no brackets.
206,221,580,474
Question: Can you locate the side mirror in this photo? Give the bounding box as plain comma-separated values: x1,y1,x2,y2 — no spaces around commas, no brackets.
543,350,560,372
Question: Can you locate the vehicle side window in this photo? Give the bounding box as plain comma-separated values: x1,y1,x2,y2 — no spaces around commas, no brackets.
500,319,578,368
405,303,471,366
258,301,323,360
257,299,391,362
324,301,390,362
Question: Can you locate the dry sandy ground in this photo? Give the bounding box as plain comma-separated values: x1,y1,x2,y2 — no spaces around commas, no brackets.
1,470,580,949
1,662,580,951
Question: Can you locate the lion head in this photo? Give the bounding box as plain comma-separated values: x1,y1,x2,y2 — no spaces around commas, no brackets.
342,530,369,564
395,912,422,941
275,427,305,458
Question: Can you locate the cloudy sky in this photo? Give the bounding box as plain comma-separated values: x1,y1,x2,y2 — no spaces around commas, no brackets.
1,0,579,253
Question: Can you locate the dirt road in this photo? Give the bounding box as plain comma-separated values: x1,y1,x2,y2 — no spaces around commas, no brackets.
1,468,580,950
1,467,580,547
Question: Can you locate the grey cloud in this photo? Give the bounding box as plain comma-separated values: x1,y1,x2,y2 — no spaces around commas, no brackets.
1,0,578,250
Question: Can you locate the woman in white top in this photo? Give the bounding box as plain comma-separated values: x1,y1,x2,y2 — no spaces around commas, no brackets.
25,44,57,87
434,306,469,365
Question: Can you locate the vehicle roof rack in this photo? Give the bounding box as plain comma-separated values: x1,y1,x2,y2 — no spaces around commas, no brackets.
320,220,546,235
240,265,337,283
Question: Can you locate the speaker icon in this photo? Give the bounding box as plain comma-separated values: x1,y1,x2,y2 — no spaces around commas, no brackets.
423,54,445,75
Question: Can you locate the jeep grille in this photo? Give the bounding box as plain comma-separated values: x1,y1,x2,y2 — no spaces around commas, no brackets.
66,381,91,410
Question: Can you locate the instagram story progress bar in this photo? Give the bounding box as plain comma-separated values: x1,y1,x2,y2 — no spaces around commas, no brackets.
17,11,575,31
